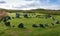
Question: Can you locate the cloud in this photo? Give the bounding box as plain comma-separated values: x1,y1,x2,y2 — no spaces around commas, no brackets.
0,0,6,4
0,0,60,10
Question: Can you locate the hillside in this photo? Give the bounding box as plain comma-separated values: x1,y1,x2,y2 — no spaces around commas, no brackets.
0,8,60,15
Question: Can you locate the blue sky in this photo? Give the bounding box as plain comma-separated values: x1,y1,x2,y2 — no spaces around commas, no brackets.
0,0,60,10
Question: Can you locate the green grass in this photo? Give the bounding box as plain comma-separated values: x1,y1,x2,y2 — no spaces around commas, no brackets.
0,13,60,36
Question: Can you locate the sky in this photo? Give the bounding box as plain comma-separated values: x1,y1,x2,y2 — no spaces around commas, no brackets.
0,0,60,10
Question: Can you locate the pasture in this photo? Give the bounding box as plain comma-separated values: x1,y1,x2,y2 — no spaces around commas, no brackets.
0,12,60,36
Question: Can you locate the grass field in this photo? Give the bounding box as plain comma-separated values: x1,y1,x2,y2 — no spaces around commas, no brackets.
0,12,60,36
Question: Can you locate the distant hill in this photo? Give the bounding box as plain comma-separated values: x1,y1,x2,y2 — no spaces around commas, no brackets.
0,8,60,15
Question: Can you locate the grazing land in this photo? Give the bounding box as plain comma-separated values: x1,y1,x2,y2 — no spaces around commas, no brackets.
0,12,60,36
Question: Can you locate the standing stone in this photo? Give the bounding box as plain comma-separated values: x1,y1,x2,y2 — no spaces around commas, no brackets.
6,16,11,20
32,24,38,27
55,20,60,24
18,23,24,28
4,22,10,27
12,17,14,19
16,13,20,18
3,17,7,22
45,24,48,27
51,23,54,26
45,14,52,18
39,24,45,28
24,14,28,18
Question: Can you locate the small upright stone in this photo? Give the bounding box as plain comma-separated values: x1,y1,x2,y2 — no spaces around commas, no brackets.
18,23,24,28
16,13,20,18
32,24,38,27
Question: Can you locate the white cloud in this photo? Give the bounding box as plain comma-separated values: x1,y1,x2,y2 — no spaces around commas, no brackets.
0,0,60,10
